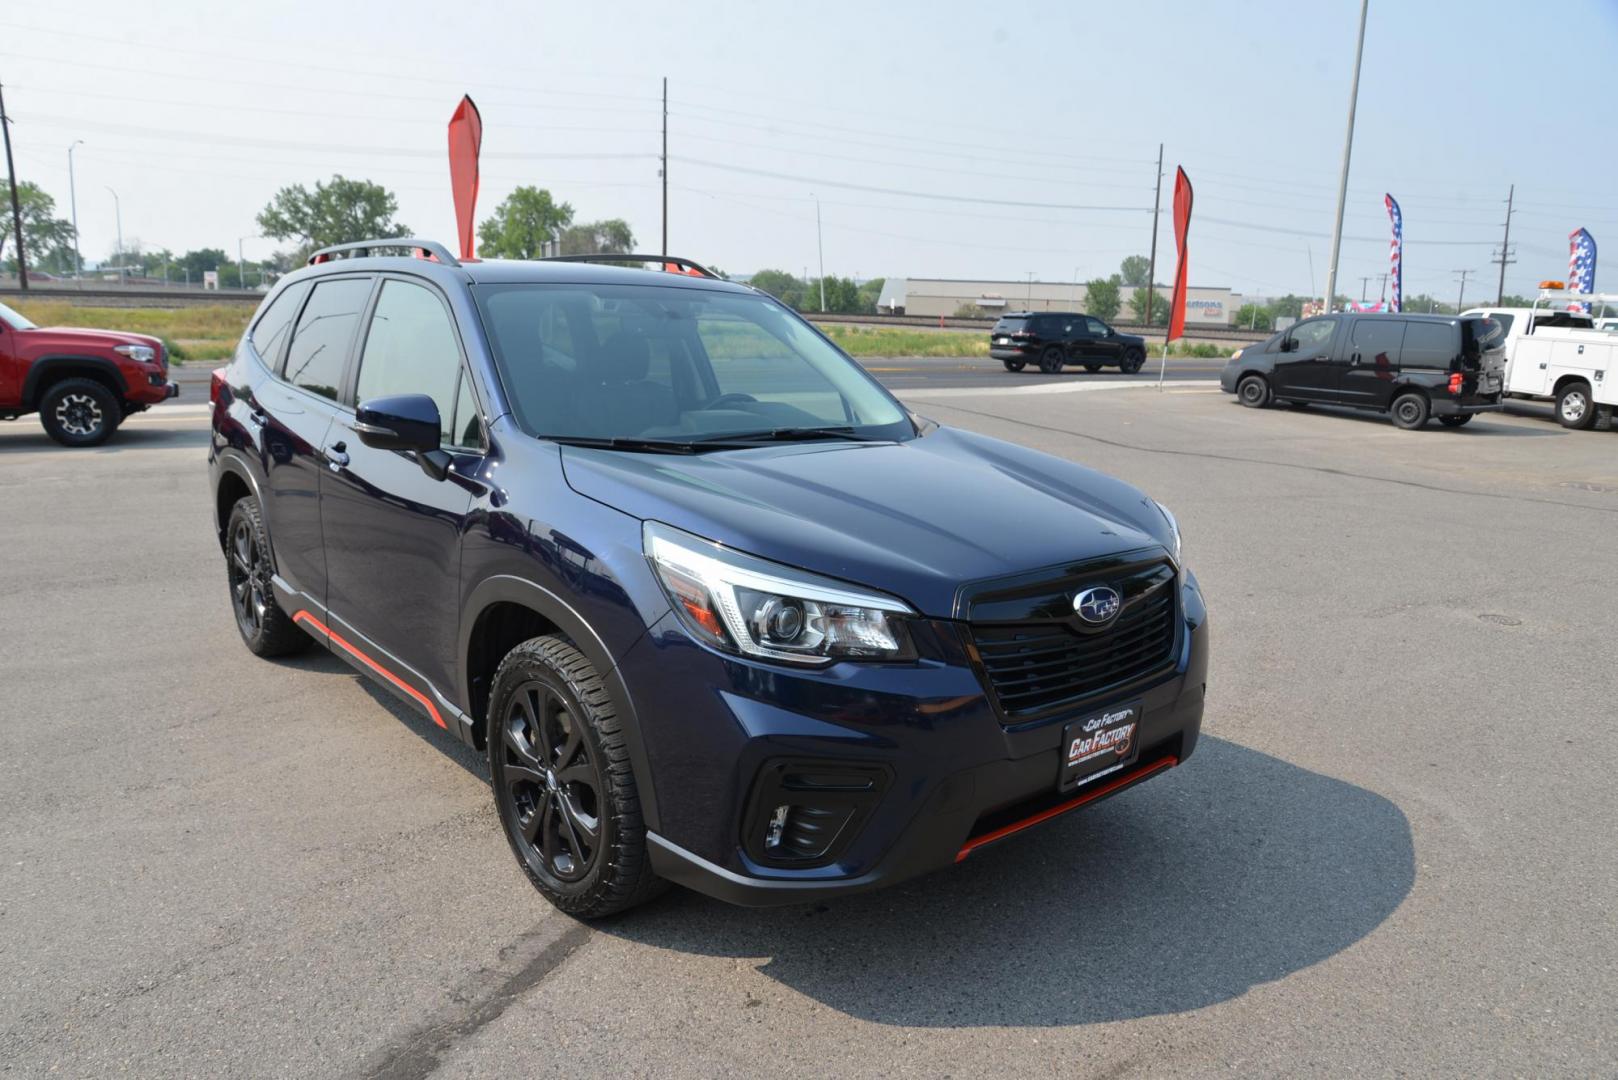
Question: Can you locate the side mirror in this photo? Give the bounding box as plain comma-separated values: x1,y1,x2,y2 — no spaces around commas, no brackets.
355,394,452,480
1280,337,1296,353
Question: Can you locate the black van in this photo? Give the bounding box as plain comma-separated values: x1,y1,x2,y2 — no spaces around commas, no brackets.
1219,313,1506,429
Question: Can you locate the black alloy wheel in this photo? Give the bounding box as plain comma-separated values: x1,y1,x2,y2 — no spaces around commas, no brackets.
223,497,308,656
1002,359,1026,372
1120,349,1146,374
488,636,663,917
1039,346,1065,374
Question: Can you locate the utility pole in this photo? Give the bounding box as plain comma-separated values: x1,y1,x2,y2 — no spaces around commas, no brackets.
1453,269,1471,314
1,76,29,291
107,187,123,286
660,76,668,259
1377,272,1390,302
1145,143,1164,324
67,140,84,279
1359,276,1371,303
238,236,248,292
1323,0,1370,315
1493,183,1516,304
813,195,825,312
1025,271,1034,309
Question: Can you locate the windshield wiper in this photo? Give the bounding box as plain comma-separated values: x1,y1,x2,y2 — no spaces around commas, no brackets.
546,435,709,455
693,426,884,444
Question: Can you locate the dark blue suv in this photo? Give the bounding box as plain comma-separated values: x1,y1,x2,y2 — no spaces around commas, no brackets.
209,240,1209,917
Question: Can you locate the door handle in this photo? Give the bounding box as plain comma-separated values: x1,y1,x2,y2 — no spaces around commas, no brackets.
323,441,349,470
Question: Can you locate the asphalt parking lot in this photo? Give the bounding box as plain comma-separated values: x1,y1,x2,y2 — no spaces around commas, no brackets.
2,383,1616,1077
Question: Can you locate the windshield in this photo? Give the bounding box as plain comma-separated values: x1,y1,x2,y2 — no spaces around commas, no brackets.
474,283,912,443
0,300,38,330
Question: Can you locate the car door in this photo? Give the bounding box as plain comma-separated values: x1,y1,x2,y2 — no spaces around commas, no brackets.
1083,317,1120,364
1270,316,1343,401
254,275,371,607
318,275,483,703
1337,317,1407,409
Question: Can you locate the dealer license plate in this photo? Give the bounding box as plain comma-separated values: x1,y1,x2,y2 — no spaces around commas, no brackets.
1058,701,1142,793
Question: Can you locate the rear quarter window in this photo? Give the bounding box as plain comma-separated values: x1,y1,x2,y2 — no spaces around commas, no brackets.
1399,322,1458,369
993,317,1028,333
249,281,311,365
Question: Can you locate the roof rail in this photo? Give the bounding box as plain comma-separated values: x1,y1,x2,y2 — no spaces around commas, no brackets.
541,253,719,278
306,238,460,267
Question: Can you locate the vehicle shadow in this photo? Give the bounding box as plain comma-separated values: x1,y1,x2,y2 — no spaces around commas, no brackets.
1241,400,1564,437
604,736,1415,1028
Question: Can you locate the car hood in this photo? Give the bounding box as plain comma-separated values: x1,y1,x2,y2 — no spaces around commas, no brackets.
559,426,1172,618
23,327,164,353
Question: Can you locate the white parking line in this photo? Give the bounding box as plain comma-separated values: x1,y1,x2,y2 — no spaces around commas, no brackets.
128,404,214,419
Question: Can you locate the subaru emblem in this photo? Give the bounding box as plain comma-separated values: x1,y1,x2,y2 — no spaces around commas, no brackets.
1073,586,1122,626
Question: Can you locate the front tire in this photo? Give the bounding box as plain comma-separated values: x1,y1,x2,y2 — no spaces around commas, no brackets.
1120,349,1146,374
1556,381,1597,430
1038,346,1065,374
489,636,664,918
225,497,309,656
1001,359,1026,372
1237,374,1271,408
1391,392,1430,430
39,378,121,447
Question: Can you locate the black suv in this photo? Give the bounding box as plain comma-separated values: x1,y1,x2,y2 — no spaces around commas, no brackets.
989,311,1148,374
1220,312,1506,429
209,241,1207,917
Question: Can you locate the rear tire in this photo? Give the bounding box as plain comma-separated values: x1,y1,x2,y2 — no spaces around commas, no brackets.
1001,359,1026,372
1438,414,1473,428
1038,346,1065,374
224,497,310,657
1556,381,1597,430
38,378,121,447
1391,392,1430,430
489,636,665,918
1237,374,1270,408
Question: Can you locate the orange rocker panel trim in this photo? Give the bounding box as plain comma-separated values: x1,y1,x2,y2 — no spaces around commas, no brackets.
293,610,447,729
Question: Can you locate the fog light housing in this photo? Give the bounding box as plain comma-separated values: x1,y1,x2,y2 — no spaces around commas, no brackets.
743,760,891,867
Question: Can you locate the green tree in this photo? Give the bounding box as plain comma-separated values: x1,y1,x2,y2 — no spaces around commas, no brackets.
1268,294,1308,320
1127,285,1170,326
557,218,635,256
1401,294,1453,315
1084,277,1121,321
1498,294,1532,308
256,175,408,256
477,186,573,260
0,181,77,273
175,248,229,284
1119,254,1152,288
807,275,861,314
857,277,886,314
748,269,807,309
1233,303,1274,331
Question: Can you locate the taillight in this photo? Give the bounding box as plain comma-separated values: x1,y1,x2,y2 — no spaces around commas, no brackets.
1448,373,1463,395
210,369,226,405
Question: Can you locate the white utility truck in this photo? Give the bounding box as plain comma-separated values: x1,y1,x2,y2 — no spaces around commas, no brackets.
1475,289,1617,429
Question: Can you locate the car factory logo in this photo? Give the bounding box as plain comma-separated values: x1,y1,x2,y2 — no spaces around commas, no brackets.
1068,711,1137,767
1073,585,1122,626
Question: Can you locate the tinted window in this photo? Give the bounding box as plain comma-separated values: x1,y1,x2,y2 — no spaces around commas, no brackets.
1350,318,1405,367
284,277,372,401
1397,322,1456,369
450,373,481,450
1489,313,1516,338
474,283,909,441
1290,318,1338,353
1084,317,1108,336
355,279,463,441
250,281,310,365
993,317,1028,333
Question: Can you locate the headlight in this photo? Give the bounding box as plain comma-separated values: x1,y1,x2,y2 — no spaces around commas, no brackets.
1230,347,1244,361
113,343,157,364
644,521,916,666
1154,501,1183,563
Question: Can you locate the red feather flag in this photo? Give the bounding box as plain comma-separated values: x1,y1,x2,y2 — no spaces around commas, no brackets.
447,96,483,260
1166,167,1194,343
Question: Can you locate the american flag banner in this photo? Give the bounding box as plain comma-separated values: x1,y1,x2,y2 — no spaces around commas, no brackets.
1567,228,1597,312
1384,194,1403,312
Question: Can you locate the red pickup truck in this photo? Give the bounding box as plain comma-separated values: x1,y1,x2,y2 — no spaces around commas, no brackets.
0,298,179,446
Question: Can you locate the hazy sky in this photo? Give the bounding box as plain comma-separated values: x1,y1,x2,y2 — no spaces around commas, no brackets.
5,0,1616,301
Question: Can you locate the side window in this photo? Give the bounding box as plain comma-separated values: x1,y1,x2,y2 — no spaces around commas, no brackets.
449,372,481,450
1401,322,1458,369
1350,319,1405,367
1489,313,1515,338
250,281,310,366
1084,317,1108,336
354,279,463,441
284,277,373,401
1290,318,1338,353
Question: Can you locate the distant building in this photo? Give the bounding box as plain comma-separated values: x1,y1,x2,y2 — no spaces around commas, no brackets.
877,277,1244,325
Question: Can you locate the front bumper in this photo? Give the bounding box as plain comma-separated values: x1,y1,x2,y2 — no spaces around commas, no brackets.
1218,366,1239,393
624,571,1210,906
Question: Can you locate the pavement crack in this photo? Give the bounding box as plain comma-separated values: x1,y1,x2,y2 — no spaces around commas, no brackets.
350,919,592,1080
926,400,1618,516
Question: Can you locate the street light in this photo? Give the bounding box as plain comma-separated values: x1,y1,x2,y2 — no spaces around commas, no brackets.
106,186,123,286
67,140,83,279
238,235,256,291
812,193,825,313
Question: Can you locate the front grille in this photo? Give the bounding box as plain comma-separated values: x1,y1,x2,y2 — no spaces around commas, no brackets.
970,561,1178,721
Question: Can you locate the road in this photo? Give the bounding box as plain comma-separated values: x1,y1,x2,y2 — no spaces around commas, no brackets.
2,379,1615,1077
